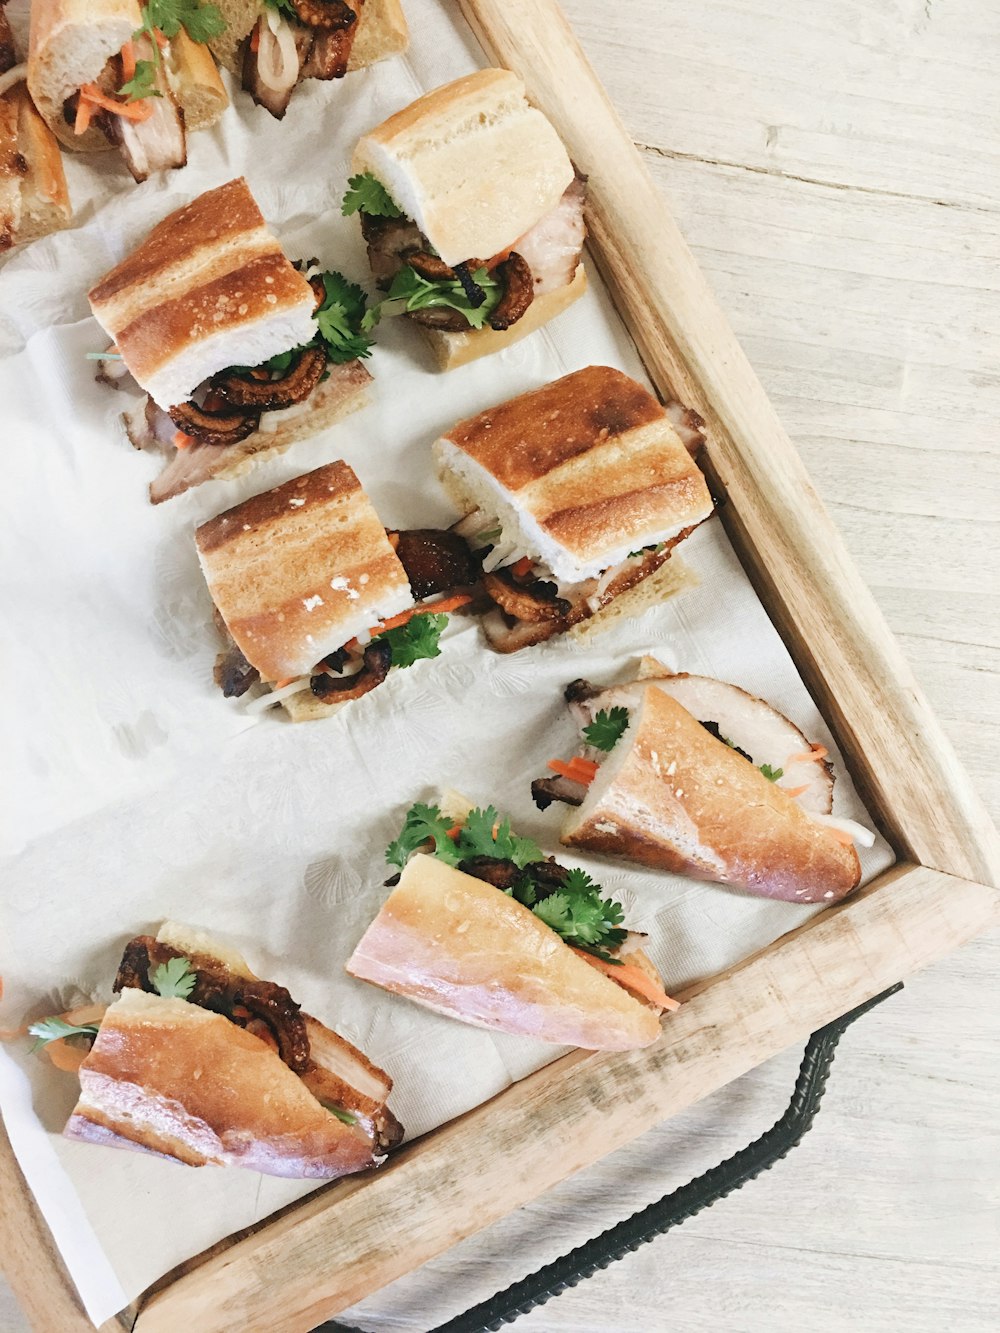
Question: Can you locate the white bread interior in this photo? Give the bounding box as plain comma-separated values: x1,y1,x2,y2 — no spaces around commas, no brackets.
352,69,574,268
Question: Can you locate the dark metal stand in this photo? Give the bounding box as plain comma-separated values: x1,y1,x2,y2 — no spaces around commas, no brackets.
317,983,903,1333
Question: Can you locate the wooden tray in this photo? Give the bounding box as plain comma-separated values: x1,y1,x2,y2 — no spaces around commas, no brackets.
3,1,998,1328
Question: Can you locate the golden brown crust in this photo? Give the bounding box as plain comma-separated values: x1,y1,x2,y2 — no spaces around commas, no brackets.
89,177,271,307
11,85,72,241
360,67,518,147
441,363,714,561
563,684,861,903
66,993,379,1178
196,461,412,683
346,854,662,1050
166,27,228,132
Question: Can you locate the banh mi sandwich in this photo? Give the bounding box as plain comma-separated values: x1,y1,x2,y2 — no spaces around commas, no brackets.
0,7,71,250
28,0,228,182
89,177,374,503
25,922,402,1177
346,791,679,1050
433,366,714,652
196,460,479,720
209,0,408,120
343,69,588,371
533,659,875,903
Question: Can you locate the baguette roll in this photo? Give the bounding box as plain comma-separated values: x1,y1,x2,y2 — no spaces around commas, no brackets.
561,679,862,903
196,460,413,685
28,0,228,153
352,70,587,368
63,922,402,1177
346,853,663,1051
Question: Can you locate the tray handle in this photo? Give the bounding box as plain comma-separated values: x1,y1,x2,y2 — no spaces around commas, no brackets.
319,983,903,1333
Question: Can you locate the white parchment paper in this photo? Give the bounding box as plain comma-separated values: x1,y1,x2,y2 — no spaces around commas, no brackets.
0,2,894,1323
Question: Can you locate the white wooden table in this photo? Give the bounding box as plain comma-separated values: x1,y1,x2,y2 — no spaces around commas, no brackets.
3,0,998,1327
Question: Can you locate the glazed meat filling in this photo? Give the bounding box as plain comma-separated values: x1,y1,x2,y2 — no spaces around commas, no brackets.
114,936,311,1073
242,0,364,119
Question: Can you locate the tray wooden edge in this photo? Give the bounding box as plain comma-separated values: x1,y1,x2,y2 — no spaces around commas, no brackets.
128,861,998,1332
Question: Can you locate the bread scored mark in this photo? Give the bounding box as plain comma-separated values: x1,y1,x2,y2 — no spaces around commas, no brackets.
196,461,412,683
88,178,278,312
109,252,310,388
446,366,665,491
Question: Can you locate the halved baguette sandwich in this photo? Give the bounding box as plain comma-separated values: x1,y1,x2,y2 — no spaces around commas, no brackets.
196,460,479,720
534,658,874,903
433,366,714,651
28,0,228,181
344,69,588,371
0,8,71,250
28,921,403,1177
210,0,408,119
346,791,679,1049
89,177,374,502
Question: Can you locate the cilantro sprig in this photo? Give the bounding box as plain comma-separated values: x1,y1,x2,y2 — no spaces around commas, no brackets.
342,173,403,219
385,804,628,960
28,1016,101,1052
151,956,197,999
375,613,447,670
122,0,226,101
759,764,784,782
363,264,501,333
583,707,630,753
313,271,375,363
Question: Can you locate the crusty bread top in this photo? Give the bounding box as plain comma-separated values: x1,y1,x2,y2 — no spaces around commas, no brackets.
346,853,661,1051
352,69,574,267
435,366,714,582
563,683,861,904
88,178,316,408
196,461,413,683
69,990,375,1176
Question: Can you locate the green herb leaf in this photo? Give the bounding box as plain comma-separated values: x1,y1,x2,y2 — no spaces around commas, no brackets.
583,707,630,752
263,0,298,14
320,1101,358,1125
531,868,628,954
627,542,667,558
342,172,403,219
143,0,227,43
375,613,447,670
151,956,197,999
457,807,545,869
364,264,501,333
313,270,375,364
386,803,463,870
28,1016,101,1052
118,60,162,102
759,764,784,782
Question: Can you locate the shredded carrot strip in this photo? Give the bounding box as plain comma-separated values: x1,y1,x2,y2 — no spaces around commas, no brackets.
273,677,295,689
121,39,136,82
79,83,154,121
572,949,681,1013
250,20,261,51
153,27,168,48
172,431,194,450
788,744,829,764
373,593,473,637
781,784,810,798
45,1041,89,1073
510,556,534,579
446,823,462,840
73,96,93,135
547,758,597,784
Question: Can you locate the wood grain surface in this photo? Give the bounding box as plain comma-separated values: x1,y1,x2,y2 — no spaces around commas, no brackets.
3,0,998,1329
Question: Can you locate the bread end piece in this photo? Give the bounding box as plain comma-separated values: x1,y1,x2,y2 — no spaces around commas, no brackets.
167,28,229,132
421,265,587,372
347,853,662,1050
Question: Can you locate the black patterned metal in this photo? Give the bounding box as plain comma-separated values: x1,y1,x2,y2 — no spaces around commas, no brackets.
315,983,903,1333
